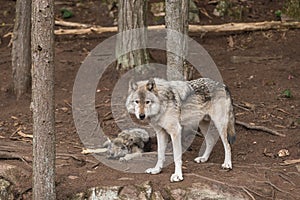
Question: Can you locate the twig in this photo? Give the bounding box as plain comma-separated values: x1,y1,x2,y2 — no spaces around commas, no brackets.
241,187,256,200
243,187,269,200
233,103,251,112
278,173,295,186
264,181,294,197
236,120,286,137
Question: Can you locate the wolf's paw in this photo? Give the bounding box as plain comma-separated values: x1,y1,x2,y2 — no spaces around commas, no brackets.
170,173,184,182
221,162,232,170
145,167,161,174
194,156,208,163
119,157,127,162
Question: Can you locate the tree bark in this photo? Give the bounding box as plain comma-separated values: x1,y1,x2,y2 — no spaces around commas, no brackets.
165,0,190,80
32,0,56,199
116,0,149,71
12,0,31,100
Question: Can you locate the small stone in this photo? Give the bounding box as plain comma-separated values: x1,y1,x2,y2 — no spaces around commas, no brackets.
278,149,290,157
68,175,79,180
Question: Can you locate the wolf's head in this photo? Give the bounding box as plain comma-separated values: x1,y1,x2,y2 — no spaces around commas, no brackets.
103,138,129,159
125,78,161,120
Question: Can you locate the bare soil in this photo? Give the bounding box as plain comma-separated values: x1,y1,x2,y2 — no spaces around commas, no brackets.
0,0,299,199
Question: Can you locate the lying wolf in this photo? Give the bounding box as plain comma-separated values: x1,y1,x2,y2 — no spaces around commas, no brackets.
126,78,236,182
103,128,150,162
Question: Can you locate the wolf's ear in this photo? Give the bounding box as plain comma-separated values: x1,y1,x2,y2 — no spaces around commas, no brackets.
146,78,156,92
128,79,138,93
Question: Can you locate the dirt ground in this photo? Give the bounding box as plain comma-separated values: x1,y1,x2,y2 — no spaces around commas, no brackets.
0,0,299,199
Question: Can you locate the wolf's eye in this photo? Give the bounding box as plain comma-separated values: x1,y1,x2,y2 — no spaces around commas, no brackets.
145,100,151,105
134,100,139,104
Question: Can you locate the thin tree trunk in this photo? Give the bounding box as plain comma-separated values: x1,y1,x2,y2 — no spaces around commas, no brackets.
165,0,190,80
31,0,56,199
12,0,31,100
116,0,149,71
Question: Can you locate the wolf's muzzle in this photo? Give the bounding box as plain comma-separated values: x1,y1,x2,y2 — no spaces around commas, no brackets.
139,113,145,120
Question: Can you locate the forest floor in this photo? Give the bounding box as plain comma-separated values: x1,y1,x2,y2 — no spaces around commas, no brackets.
0,0,299,199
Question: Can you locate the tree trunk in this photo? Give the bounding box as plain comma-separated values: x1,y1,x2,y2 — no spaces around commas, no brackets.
165,0,190,80
12,0,31,100
116,0,149,71
31,0,56,199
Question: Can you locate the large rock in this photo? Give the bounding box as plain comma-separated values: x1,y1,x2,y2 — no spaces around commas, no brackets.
0,164,16,200
0,178,13,200
73,180,248,200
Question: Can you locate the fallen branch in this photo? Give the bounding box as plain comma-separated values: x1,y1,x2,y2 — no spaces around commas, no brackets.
54,20,300,35
55,19,96,28
0,150,32,166
280,159,300,165
189,21,300,33
236,120,286,137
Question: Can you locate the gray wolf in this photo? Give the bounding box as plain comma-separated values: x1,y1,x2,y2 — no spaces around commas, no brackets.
126,78,236,182
103,128,149,162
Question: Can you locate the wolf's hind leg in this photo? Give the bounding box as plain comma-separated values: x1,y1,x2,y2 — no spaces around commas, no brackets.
194,120,218,163
212,109,232,169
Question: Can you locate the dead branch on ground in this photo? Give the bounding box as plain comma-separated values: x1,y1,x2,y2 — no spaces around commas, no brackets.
54,20,300,35
236,120,286,137
0,150,32,166
280,159,300,165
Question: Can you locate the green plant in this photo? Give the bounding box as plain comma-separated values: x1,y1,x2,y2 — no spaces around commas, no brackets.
275,10,282,18
61,8,73,19
282,89,292,98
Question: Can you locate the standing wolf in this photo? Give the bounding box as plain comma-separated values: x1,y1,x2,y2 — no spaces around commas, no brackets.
126,78,236,182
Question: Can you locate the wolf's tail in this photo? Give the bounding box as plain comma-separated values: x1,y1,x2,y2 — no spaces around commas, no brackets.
226,90,236,145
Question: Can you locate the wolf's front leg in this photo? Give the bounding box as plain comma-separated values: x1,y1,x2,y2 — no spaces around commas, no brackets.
169,124,183,182
145,129,168,174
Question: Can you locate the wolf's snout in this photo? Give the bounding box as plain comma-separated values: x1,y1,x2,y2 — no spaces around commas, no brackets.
139,113,145,120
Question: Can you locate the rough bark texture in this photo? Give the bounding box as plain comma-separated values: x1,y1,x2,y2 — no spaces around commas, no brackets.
11,0,31,100
116,0,149,71
31,0,56,199
165,0,190,80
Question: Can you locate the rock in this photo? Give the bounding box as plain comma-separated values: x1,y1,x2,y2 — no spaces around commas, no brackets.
73,186,122,200
187,182,247,199
153,191,164,200
0,178,13,200
73,181,153,200
88,186,121,200
73,180,247,200
119,185,140,200
170,188,187,199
